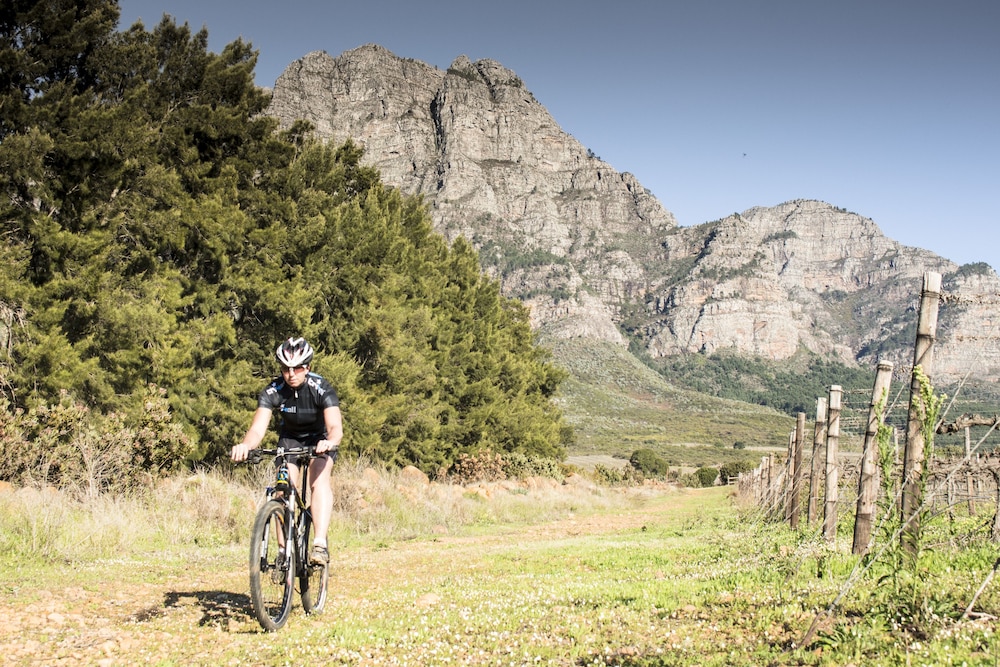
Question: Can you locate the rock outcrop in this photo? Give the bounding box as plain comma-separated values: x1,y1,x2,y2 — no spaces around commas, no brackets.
267,45,1000,384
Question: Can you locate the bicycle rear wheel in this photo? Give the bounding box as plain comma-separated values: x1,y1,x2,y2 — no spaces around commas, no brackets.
249,499,295,631
298,509,329,614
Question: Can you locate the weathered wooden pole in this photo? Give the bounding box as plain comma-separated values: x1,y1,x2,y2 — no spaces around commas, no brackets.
758,466,764,502
947,478,955,523
891,426,901,511
758,456,769,504
991,467,1000,543
966,428,976,516
766,453,775,515
758,456,766,508
901,272,942,557
807,397,828,526
760,463,766,503
785,430,795,521
823,385,842,541
852,360,894,555
790,412,806,529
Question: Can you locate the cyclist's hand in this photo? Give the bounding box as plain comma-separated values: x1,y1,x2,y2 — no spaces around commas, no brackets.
231,442,251,462
316,439,338,455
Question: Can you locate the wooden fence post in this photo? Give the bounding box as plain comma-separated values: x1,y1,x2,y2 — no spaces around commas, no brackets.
967,428,976,516
766,453,775,515
823,385,842,542
808,397,828,526
901,272,942,557
948,478,955,523
758,455,769,504
853,360,894,555
785,430,795,521
991,466,1000,543
762,455,769,504
790,413,806,529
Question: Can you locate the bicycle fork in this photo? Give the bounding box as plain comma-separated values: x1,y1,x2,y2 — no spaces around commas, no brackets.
266,496,297,584
265,486,313,578
283,507,297,579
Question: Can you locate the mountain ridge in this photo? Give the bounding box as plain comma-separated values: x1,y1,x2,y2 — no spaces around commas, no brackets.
267,44,1000,386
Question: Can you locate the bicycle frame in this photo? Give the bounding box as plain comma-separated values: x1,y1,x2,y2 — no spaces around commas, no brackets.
255,446,317,550
246,443,328,630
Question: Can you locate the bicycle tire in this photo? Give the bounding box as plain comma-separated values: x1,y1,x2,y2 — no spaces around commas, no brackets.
249,499,296,631
298,509,329,614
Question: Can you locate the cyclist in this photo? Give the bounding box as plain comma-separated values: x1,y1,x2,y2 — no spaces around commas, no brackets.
231,337,343,565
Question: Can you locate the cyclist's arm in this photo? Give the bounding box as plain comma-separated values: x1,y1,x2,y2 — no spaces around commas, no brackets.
317,406,343,454
232,407,272,461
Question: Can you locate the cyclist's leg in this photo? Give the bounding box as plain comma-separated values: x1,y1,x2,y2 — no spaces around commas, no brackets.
308,453,334,550
276,436,304,493
282,460,301,496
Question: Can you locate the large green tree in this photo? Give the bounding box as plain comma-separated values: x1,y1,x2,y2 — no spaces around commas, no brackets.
0,0,571,477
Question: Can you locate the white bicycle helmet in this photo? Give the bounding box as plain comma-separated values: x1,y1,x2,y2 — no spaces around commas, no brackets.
275,337,314,367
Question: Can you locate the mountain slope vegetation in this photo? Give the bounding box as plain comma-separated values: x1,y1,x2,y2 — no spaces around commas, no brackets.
543,336,794,460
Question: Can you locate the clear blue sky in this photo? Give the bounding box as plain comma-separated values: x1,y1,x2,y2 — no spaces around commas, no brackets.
118,0,1000,272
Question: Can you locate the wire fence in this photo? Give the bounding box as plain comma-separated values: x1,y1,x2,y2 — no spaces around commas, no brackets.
738,379,1000,534
734,270,1000,646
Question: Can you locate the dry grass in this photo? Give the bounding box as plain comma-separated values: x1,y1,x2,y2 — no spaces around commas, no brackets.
0,461,640,564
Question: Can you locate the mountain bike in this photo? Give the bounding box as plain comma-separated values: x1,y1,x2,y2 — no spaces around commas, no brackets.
245,444,330,631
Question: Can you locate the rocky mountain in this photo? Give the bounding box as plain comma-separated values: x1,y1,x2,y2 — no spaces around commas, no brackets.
267,45,1000,385
651,201,1000,382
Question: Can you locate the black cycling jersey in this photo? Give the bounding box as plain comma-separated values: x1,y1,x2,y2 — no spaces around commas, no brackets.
258,372,340,437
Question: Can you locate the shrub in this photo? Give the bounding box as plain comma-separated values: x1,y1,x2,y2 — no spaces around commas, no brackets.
629,448,669,477
593,464,643,487
0,388,193,496
499,451,564,481
719,460,756,485
449,450,506,483
447,449,564,484
694,466,718,487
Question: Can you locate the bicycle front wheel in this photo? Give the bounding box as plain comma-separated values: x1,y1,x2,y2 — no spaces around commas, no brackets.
249,499,295,631
299,509,329,614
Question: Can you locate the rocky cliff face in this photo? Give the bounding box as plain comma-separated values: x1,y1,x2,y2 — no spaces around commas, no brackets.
936,271,1000,383
651,200,950,360
646,201,1000,382
267,45,1000,384
268,46,676,347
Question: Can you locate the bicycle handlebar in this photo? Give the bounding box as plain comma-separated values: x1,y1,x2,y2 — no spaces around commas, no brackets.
245,444,323,465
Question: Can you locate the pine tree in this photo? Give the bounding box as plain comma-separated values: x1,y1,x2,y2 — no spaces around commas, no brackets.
0,1,572,477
